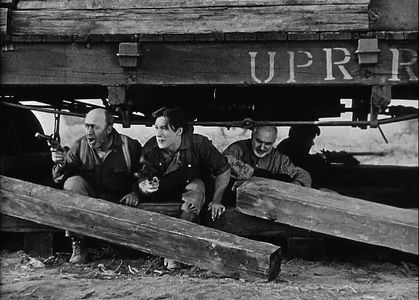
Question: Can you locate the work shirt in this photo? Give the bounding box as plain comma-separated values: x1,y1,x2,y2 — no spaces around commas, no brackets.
223,139,311,187
52,129,142,202
139,129,229,202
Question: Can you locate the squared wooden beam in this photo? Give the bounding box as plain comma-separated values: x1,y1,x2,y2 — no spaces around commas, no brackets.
0,175,281,281
236,177,418,255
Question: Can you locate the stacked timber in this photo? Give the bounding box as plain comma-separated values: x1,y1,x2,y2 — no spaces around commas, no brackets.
0,175,281,282
236,177,418,255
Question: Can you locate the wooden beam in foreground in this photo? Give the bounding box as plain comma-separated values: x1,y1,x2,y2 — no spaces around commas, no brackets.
236,177,418,255
0,175,281,282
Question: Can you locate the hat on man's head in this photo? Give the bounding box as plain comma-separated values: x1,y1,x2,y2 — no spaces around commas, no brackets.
289,125,320,139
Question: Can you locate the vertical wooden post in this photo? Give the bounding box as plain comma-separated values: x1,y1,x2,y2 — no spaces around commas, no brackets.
107,85,131,128
24,232,54,258
370,85,391,128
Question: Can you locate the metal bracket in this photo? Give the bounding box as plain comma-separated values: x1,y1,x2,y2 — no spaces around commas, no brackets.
117,43,141,67
355,39,381,65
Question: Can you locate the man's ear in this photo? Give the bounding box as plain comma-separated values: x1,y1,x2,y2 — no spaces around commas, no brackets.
106,125,113,134
176,127,183,136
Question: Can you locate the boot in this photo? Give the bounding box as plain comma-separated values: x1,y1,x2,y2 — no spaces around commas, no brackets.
69,238,87,264
163,258,182,270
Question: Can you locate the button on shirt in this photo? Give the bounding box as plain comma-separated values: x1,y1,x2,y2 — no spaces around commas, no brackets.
141,131,229,178
139,130,229,199
223,139,311,187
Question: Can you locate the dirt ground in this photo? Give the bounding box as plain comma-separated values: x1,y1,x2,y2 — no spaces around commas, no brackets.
1,245,417,300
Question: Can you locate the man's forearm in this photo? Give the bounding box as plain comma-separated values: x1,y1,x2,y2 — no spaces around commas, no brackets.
52,162,68,183
292,167,312,188
211,168,231,204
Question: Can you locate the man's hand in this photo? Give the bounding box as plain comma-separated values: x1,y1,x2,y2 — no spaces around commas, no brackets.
138,177,159,194
51,148,66,166
231,161,254,180
120,192,139,207
208,202,225,221
231,180,245,191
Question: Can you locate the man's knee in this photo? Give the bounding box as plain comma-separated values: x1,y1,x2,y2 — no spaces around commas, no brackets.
63,176,95,197
185,179,205,193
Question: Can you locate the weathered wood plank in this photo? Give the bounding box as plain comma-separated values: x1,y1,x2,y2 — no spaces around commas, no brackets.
0,176,281,282
369,0,418,31
211,208,313,238
16,0,371,10
10,5,369,35
1,41,417,85
320,31,352,40
137,202,182,218
288,32,320,40
1,214,60,232
0,0,14,8
0,8,8,34
236,177,418,255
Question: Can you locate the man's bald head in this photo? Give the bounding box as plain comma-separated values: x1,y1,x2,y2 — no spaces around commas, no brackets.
252,126,278,139
84,108,114,149
251,126,278,158
85,108,114,127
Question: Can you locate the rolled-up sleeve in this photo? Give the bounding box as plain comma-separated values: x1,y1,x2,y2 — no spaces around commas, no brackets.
278,154,312,188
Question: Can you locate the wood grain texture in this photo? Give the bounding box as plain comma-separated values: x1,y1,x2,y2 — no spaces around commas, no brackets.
0,0,14,8
369,0,418,31
16,0,371,10
0,175,281,282
0,8,8,34
1,41,417,86
211,208,313,237
10,4,369,35
1,214,60,232
236,177,418,255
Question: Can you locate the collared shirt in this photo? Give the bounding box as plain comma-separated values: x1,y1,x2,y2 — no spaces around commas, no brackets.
53,129,142,201
141,130,229,180
139,130,229,200
223,139,312,187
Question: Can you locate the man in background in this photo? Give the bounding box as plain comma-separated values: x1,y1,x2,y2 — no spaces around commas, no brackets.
276,125,322,170
277,125,330,188
222,126,311,206
51,108,142,264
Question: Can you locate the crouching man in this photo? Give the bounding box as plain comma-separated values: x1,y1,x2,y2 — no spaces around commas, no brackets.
138,107,230,269
222,126,311,206
51,108,142,264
